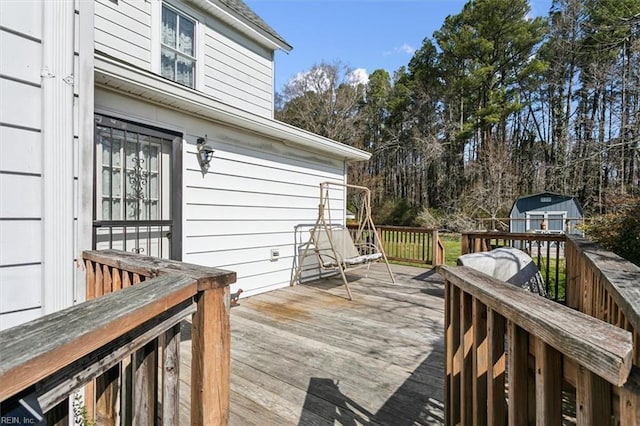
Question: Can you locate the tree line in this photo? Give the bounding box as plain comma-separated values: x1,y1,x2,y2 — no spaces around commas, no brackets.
276,0,640,228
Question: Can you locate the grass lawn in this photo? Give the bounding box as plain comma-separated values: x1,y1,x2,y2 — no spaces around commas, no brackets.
440,233,462,265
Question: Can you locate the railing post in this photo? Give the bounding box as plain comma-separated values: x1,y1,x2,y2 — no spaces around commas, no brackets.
461,232,469,255
191,285,231,425
432,229,440,266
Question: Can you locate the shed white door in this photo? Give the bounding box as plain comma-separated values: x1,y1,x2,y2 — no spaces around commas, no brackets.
93,115,180,259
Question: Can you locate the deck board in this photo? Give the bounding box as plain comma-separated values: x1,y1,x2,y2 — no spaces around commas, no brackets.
179,263,446,425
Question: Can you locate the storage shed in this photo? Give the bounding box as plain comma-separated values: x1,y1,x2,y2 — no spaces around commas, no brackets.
509,192,584,234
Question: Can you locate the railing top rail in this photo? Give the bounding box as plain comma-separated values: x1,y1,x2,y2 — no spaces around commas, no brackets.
474,217,585,221
437,265,633,386
0,273,197,401
83,249,236,291
359,225,437,233
567,236,640,333
461,231,566,242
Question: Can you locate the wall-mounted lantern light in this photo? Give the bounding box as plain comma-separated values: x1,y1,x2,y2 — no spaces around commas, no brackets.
197,137,214,172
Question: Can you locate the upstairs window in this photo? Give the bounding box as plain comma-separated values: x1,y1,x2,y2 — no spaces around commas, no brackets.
161,4,196,88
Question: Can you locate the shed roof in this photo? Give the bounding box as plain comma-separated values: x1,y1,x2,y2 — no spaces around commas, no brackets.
510,192,584,216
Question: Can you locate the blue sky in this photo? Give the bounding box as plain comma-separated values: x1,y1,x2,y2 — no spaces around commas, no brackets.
244,0,553,91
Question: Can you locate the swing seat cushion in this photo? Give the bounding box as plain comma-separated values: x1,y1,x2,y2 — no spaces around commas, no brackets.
313,228,382,268
342,252,383,266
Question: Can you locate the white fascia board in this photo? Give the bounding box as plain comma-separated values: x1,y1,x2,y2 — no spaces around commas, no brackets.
94,54,370,162
186,0,292,52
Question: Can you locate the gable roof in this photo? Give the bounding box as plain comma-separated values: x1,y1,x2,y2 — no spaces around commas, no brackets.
510,192,584,216
516,191,570,201
188,0,292,52
218,0,291,49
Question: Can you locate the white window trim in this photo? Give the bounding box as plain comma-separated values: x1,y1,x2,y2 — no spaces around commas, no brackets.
151,0,161,75
152,1,203,91
525,211,567,233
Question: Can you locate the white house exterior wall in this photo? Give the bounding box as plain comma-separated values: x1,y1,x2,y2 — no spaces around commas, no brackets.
0,1,46,329
95,0,152,70
0,1,92,331
96,87,347,297
95,0,275,117
202,18,274,116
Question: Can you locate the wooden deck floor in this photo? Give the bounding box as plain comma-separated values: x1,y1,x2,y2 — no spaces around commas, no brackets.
180,263,446,425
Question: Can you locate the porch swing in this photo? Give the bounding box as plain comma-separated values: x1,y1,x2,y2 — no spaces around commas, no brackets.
290,182,395,300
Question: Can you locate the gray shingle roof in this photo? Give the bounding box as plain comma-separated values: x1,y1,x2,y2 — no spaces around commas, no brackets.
217,0,292,51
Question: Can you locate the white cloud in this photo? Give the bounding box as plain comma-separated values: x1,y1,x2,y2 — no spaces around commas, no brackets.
384,43,416,57
346,68,369,86
399,43,416,54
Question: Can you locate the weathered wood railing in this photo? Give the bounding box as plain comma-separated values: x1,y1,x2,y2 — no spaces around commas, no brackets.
565,236,640,422
349,225,445,266
438,265,637,425
0,250,235,425
461,231,566,301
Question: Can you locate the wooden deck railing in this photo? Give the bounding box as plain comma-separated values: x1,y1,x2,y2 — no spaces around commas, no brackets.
438,264,637,425
0,250,235,426
349,225,445,266
565,236,640,423
460,231,566,301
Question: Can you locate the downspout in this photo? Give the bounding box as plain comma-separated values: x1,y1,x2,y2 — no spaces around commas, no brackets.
42,0,75,313
75,0,95,304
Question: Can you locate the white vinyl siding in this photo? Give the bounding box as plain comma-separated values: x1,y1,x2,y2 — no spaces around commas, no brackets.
95,0,152,70
182,134,345,297
0,127,42,174
1,80,42,130
0,1,43,40
0,3,45,330
0,0,89,330
203,21,274,116
0,31,42,85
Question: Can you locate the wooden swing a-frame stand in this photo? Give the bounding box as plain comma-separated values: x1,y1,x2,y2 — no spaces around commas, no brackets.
290,182,395,300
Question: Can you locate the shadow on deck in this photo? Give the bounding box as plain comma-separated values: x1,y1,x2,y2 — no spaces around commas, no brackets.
181,263,446,425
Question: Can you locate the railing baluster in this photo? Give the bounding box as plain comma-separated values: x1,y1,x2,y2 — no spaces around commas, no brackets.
162,323,181,425
96,262,104,297
96,365,120,426
103,264,113,295
534,339,562,425
576,365,611,424
444,280,452,426
473,298,488,425
133,340,158,425
112,266,122,291
487,308,506,426
507,321,529,426
446,282,461,425
460,291,473,424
